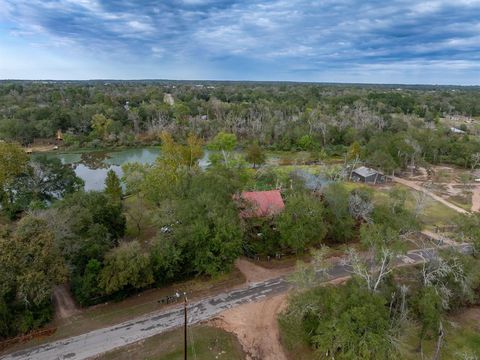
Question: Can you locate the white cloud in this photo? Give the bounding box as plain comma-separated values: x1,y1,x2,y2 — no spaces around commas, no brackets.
0,0,479,82
127,20,154,33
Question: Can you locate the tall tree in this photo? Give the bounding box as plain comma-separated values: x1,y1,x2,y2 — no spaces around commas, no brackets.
277,192,327,253
0,215,67,337
323,183,356,243
104,170,122,203
27,156,84,202
143,132,203,204
91,114,113,139
99,241,154,295
170,171,244,276
281,280,399,360
0,142,29,216
208,131,237,165
245,142,266,168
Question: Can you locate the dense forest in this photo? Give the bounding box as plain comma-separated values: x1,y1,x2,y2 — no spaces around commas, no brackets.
1,81,480,170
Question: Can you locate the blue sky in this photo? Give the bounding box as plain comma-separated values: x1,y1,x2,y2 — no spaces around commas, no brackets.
0,0,479,84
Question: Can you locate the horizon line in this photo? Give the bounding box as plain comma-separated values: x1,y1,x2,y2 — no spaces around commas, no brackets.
0,79,479,87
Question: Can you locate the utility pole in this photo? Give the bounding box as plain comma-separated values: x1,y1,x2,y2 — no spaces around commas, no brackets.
184,293,188,360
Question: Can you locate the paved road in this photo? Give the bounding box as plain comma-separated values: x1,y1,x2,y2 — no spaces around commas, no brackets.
1,245,472,360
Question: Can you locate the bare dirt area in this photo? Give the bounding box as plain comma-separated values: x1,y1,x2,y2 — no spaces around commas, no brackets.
235,258,292,283
23,140,60,153
471,185,480,212
52,284,79,319
210,293,289,360
452,306,480,329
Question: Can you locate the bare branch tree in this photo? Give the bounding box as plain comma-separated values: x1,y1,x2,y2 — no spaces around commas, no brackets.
288,246,332,290
348,192,374,223
344,247,395,292
470,152,480,171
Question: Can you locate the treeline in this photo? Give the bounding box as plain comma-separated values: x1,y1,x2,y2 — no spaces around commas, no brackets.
1,82,479,145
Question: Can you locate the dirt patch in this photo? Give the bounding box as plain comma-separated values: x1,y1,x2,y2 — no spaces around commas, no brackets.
210,293,288,360
391,176,469,214
235,258,292,284
52,284,79,319
24,144,59,153
471,185,480,212
446,183,462,197
450,306,480,331
421,230,458,246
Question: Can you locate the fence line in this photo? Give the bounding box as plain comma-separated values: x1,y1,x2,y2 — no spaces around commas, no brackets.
0,327,57,352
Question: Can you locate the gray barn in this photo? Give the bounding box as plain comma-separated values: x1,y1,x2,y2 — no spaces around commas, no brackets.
351,166,385,184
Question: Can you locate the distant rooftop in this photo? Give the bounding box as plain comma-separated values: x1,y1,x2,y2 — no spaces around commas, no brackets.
450,127,466,134
353,166,382,178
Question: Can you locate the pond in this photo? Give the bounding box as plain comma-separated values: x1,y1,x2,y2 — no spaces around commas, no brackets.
34,147,212,191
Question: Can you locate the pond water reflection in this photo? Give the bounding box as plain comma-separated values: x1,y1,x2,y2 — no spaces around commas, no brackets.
35,147,211,191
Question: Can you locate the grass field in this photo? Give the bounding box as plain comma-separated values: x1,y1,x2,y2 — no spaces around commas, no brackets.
0,213,10,227
98,326,245,360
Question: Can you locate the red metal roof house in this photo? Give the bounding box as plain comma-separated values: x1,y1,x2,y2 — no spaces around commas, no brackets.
239,190,285,218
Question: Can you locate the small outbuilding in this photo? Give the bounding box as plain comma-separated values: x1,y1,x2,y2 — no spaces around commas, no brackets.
239,190,285,218
351,166,385,184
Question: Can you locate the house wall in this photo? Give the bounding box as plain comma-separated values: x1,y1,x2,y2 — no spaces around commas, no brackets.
352,172,385,183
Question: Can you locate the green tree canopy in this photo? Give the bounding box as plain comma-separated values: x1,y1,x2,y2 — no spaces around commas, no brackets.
245,142,266,168
142,132,203,204
91,113,113,139
276,192,327,253
99,241,154,295
168,171,244,276
105,169,122,203
0,215,67,337
281,280,398,360
208,132,238,167
0,142,29,216
323,183,356,243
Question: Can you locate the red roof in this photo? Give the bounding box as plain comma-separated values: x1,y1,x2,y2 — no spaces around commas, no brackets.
240,190,285,218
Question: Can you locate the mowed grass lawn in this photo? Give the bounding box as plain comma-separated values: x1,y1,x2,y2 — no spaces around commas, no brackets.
98,326,245,360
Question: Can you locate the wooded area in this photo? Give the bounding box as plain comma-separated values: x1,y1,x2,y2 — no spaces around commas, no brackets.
0,81,479,359
1,81,480,170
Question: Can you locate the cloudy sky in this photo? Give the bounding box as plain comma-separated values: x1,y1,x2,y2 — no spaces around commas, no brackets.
0,0,479,84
